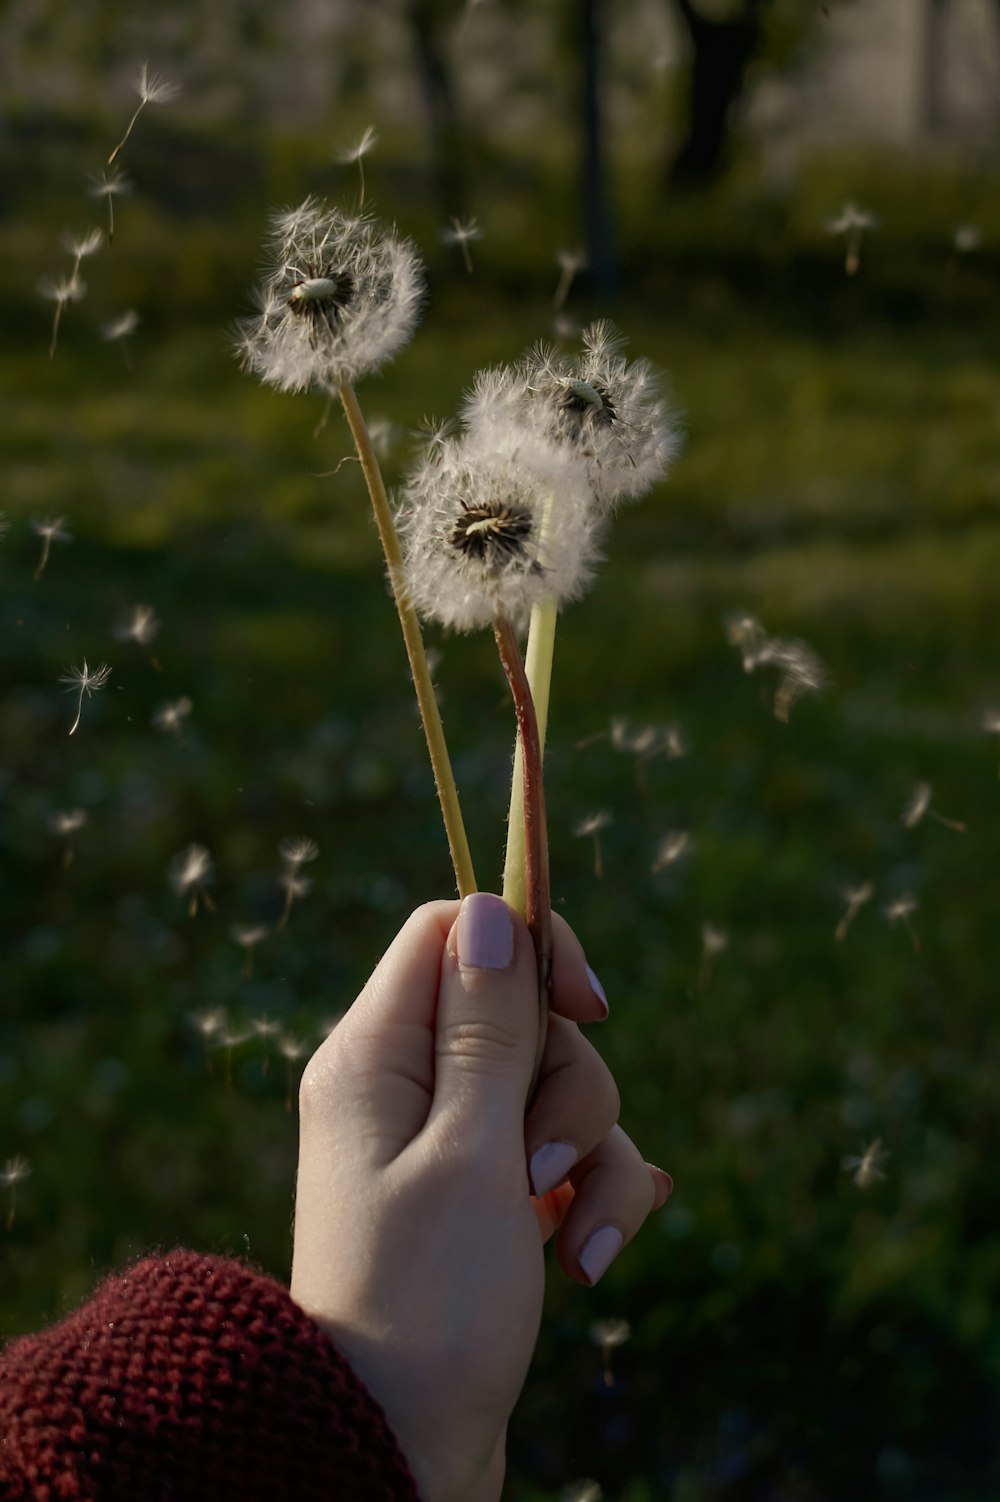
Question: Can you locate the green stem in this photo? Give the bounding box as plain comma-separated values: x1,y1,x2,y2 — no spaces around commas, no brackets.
338,380,477,898
501,596,558,914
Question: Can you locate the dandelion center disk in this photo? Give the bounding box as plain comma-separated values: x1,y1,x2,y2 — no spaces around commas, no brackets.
449,499,534,565
286,268,356,332
548,378,617,429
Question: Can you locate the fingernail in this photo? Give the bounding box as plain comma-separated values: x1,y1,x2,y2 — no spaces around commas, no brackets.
578,1225,623,1286
585,964,609,1018
649,1166,673,1206
457,893,514,971
530,1141,578,1197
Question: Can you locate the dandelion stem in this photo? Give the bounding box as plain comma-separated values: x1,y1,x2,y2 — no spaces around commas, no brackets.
338,380,477,897
502,588,557,912
108,102,145,166
493,613,551,1101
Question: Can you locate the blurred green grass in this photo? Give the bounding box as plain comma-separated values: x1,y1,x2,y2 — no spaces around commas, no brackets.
1,115,999,1500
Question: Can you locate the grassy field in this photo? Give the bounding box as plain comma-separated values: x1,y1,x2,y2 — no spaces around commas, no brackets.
1,112,999,1500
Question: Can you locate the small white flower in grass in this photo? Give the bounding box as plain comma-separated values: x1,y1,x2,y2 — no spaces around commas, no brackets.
843,1138,888,1189
826,202,878,276
114,603,160,648
152,696,192,741
89,168,133,240
835,881,874,943
236,198,424,394
652,830,691,871
885,892,919,952
108,63,180,165
60,659,111,735
169,843,214,917
336,125,378,205
399,430,599,634
38,275,86,359
441,216,482,275
574,810,612,879
901,781,965,834
464,321,678,510
1,1155,31,1229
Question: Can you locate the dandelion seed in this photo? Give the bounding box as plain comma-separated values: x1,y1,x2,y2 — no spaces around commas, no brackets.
826,201,878,276
59,659,111,735
250,1013,280,1073
190,1007,226,1040
835,880,874,943
1,1155,31,1230
885,892,920,952
561,1482,603,1502
982,709,1000,776
843,1137,888,1189
336,125,378,206
279,1032,310,1112
652,830,691,871
216,1026,252,1089
108,62,181,166
38,275,86,360
114,602,160,649
152,696,192,742
573,810,612,879
902,781,965,834
726,613,770,673
364,414,398,459
169,843,214,917
62,228,104,289
49,807,87,866
279,836,319,870
767,639,826,722
441,216,482,275
237,198,424,394
32,516,71,580
553,248,586,311
699,922,728,989
953,224,981,255
88,168,133,241
232,924,267,980
278,870,313,929
590,1316,630,1387
102,309,140,367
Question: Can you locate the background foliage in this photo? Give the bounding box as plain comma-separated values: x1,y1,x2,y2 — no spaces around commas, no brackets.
1,4,999,1499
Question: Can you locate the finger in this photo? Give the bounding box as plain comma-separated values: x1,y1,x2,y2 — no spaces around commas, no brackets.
524,1016,620,1197
554,1126,659,1285
532,1161,671,1242
550,912,609,1024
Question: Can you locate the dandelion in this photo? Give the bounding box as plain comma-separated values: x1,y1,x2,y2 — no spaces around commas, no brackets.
901,781,965,834
336,125,378,206
278,836,319,927
441,216,482,275
59,659,111,736
114,602,160,649
152,696,192,742
835,880,874,943
590,1317,630,1388
652,830,692,872
826,201,878,275
32,516,71,580
727,617,826,720
574,810,612,879
843,1138,888,1189
885,892,920,952
88,168,133,241
1,1155,31,1230
49,807,87,867
279,836,319,869
108,62,181,166
38,275,85,360
62,227,103,280
699,922,728,989
278,869,313,930
232,924,267,980
553,248,586,312
169,843,214,917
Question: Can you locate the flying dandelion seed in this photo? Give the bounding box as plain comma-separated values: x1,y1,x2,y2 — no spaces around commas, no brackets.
49,807,87,867
726,613,770,672
108,62,180,166
32,516,71,580
102,309,140,367
573,810,612,879
232,924,268,980
441,216,482,275
152,696,192,742
885,893,920,952
88,168,133,241
590,1317,630,1388
1,1155,31,1230
652,830,692,872
62,227,103,281
843,1137,888,1189
826,201,878,275
169,843,214,917
114,603,160,650
250,1014,281,1074
59,660,111,736
279,836,319,869
835,880,874,943
553,248,586,311
215,1026,252,1089
278,870,313,930
336,125,378,205
726,618,826,720
561,1482,603,1502
38,275,85,360
902,781,965,834
952,224,981,255
190,1007,226,1074
699,922,729,990
279,1032,310,1111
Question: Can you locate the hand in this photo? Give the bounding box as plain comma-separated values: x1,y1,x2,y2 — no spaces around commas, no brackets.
290,894,671,1502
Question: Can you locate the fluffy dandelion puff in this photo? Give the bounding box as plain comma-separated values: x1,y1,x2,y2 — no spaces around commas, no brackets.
441,216,482,274
843,1138,888,1189
108,62,180,166
464,320,678,510
62,228,104,274
398,429,600,634
102,310,140,366
50,807,87,866
233,924,268,980
236,197,424,394
59,659,111,735
32,516,71,580
169,843,214,917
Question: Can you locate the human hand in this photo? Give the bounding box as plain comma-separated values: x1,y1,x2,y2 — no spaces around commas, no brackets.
290,894,671,1502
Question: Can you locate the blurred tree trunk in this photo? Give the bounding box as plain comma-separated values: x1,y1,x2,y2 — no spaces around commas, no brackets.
580,0,617,298
402,0,468,220
668,0,766,187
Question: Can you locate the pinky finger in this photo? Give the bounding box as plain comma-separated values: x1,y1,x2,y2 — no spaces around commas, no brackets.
555,1126,662,1285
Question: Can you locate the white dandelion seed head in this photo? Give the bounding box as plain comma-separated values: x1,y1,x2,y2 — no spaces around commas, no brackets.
250,1014,281,1039
89,168,133,201
557,248,587,274
278,1032,309,1062
885,892,918,924
463,321,678,509
169,843,213,896
843,1137,888,1189
50,808,87,836
59,659,111,695
114,602,159,646
844,880,874,908
235,198,425,394
336,124,378,164
826,202,878,237
398,428,601,634
33,516,71,544
280,870,313,902
102,310,140,343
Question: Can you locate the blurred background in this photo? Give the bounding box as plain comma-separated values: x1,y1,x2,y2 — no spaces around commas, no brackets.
2,1,999,1497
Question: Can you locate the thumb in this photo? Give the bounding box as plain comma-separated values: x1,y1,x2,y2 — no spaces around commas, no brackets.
431,892,540,1135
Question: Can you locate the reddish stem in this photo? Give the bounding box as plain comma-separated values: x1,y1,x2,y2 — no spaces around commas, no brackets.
493,614,552,1100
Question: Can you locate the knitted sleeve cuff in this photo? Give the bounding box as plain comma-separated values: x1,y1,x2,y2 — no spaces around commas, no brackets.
0,1249,422,1502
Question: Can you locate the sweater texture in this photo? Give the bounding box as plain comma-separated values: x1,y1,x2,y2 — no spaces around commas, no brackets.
0,1250,422,1502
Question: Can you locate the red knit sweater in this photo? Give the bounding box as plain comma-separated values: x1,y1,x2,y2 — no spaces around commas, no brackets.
0,1250,422,1501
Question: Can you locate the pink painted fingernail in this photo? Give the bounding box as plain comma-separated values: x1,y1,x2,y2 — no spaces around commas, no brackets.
585,964,609,1017
530,1141,578,1197
578,1225,623,1285
457,894,514,970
